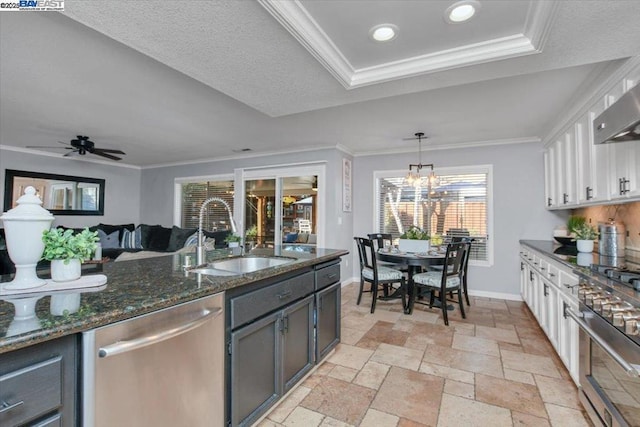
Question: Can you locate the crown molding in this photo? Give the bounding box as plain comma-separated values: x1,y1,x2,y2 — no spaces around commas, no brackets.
258,0,554,89
353,137,540,157
0,145,141,169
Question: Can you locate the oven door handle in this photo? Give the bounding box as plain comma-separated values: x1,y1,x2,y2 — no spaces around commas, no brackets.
565,306,640,378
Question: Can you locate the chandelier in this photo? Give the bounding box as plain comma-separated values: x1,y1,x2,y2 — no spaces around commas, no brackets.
405,132,438,188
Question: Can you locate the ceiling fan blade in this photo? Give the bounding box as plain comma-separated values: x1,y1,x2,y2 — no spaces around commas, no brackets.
64,150,80,157
26,145,73,150
92,151,122,161
94,148,126,155
57,141,70,146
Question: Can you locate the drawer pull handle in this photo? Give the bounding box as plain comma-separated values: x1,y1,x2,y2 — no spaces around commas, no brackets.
0,400,24,414
326,273,338,279
277,290,292,300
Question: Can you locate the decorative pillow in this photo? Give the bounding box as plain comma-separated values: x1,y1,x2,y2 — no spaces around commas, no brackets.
203,230,232,249
307,234,317,244
284,232,298,243
147,226,172,251
139,224,161,249
121,227,143,249
167,226,197,252
97,229,121,249
296,233,309,244
183,232,199,248
98,223,135,241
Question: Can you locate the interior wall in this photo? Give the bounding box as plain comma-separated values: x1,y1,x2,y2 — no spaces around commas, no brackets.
0,148,142,228
139,148,354,279
573,201,640,251
352,141,567,298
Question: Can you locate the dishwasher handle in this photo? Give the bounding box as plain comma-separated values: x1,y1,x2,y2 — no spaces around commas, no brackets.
98,307,223,358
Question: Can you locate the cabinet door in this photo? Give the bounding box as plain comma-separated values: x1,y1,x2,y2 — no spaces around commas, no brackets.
542,280,559,350
282,295,314,392
316,282,341,362
558,294,580,385
560,132,578,206
544,149,556,208
231,312,281,427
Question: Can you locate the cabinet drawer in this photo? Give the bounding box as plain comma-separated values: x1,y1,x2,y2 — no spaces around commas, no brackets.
315,262,340,291
231,272,314,329
0,356,62,427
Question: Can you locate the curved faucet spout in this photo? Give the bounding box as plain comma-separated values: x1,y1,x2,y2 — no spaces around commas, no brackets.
197,197,237,265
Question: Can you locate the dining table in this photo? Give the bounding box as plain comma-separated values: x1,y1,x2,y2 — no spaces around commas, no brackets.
376,248,451,311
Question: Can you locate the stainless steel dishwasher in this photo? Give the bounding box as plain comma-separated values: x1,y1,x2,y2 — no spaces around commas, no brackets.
82,292,225,427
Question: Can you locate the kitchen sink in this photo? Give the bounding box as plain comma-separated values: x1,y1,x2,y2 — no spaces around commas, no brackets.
190,256,294,276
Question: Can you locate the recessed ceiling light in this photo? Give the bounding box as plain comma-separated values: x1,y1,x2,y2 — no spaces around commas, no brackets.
370,24,398,42
445,1,480,24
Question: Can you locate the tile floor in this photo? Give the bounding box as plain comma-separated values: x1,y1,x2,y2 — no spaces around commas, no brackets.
256,282,594,427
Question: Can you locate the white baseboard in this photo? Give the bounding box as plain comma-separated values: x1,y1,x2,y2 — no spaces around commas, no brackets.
342,278,522,302
468,290,523,301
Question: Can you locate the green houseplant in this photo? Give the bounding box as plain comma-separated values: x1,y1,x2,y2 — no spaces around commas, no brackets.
42,228,98,282
398,226,430,253
245,225,258,242
567,215,587,235
224,233,242,248
572,223,599,253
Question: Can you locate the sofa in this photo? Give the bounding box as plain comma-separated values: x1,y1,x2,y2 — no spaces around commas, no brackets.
0,224,231,275
282,232,317,246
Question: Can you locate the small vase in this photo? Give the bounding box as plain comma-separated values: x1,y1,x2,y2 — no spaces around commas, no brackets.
576,240,594,253
51,259,81,282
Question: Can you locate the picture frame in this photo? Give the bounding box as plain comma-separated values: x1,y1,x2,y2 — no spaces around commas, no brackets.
342,158,352,212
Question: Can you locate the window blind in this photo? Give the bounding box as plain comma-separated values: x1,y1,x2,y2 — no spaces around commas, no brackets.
181,180,234,231
377,171,489,262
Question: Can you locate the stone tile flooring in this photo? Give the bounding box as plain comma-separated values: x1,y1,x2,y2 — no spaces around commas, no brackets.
257,282,593,427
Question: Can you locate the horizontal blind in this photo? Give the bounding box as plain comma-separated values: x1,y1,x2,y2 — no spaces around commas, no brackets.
378,172,488,261
181,180,234,231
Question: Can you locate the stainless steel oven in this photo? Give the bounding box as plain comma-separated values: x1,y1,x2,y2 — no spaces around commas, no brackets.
566,264,640,427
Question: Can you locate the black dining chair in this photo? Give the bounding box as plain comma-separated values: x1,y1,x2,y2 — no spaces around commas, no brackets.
354,237,406,313
405,242,468,325
432,236,473,306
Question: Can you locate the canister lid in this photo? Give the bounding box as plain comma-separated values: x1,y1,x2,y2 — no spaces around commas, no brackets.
598,218,625,234
0,186,54,221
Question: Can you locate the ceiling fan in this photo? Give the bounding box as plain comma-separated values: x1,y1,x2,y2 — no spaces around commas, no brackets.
27,135,126,161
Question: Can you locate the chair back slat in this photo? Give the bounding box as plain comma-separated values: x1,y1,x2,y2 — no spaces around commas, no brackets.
354,237,378,277
442,242,467,282
367,233,393,251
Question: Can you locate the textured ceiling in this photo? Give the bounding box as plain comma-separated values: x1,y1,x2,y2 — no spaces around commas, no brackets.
1,1,639,166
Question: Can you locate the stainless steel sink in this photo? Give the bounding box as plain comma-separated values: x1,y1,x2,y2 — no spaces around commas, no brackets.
190,256,294,276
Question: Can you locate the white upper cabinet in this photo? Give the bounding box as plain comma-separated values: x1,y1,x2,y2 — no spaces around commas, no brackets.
544,59,640,209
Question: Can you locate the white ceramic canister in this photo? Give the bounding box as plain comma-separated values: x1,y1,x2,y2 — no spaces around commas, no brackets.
0,186,54,290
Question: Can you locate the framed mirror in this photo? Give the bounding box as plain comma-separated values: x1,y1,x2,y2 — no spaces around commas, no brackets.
3,169,105,215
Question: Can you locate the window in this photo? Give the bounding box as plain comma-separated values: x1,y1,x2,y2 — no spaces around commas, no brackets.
179,178,234,231
375,166,492,265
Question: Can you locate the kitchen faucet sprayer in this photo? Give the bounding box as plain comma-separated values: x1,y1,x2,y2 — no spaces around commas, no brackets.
197,197,237,265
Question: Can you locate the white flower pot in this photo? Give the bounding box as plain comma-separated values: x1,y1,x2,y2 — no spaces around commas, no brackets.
576,240,594,253
50,292,81,315
398,239,430,253
51,259,81,282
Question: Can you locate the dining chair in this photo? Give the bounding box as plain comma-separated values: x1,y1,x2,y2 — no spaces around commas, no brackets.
367,233,408,295
354,237,406,313
432,236,473,306
405,242,468,325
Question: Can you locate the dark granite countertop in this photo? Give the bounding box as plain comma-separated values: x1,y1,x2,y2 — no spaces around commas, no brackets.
0,246,348,354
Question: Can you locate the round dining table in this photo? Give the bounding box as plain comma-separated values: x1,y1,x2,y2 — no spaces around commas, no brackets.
376,249,450,311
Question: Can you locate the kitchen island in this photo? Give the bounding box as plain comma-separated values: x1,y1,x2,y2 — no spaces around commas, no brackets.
0,245,348,427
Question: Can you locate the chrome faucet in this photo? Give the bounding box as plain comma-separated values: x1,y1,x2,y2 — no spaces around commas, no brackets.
197,197,237,265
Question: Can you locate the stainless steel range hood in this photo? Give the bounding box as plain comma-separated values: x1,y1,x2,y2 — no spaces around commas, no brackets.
594,83,640,144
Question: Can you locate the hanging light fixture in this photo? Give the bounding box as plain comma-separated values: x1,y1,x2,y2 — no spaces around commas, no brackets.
405,132,438,188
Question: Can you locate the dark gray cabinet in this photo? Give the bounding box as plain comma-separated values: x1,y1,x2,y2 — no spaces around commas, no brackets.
227,260,342,427
0,335,77,427
316,282,341,361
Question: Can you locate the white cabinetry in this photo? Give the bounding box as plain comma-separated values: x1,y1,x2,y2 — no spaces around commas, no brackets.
520,245,580,384
544,59,640,209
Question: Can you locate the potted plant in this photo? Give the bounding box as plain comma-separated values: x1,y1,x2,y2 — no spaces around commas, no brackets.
42,228,98,282
398,226,430,253
224,233,242,248
245,225,258,243
572,223,599,253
